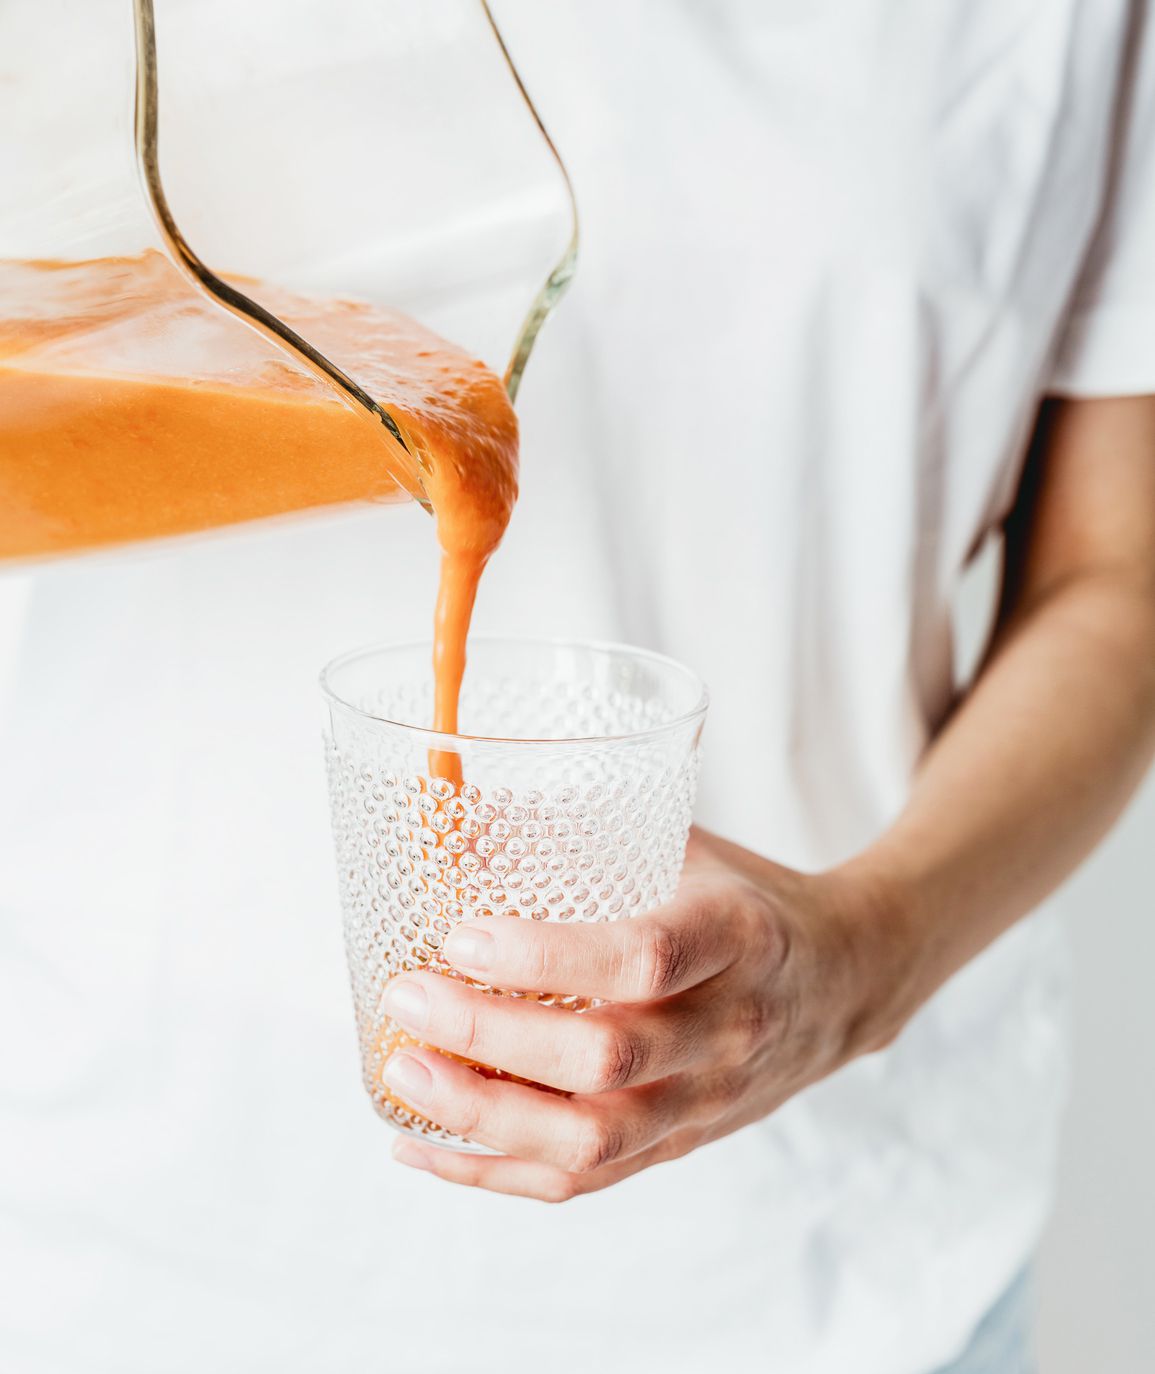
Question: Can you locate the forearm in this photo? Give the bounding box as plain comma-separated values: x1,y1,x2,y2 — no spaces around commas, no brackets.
844,566,1155,1033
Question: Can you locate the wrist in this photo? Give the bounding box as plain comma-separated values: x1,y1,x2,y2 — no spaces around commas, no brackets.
818,842,930,1059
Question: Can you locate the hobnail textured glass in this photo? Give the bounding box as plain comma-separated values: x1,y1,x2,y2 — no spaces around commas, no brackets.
321,638,707,1150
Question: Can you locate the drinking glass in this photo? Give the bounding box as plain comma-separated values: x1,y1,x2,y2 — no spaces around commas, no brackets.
321,638,708,1151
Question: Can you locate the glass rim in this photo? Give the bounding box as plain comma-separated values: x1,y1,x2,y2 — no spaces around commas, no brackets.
319,635,709,749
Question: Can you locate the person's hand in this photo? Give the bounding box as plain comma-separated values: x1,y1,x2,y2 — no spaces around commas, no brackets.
380,828,913,1201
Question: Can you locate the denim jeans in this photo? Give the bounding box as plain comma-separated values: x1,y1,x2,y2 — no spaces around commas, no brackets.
934,1268,1035,1374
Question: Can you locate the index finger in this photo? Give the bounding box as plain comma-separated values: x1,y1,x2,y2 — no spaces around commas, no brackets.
441,887,744,1003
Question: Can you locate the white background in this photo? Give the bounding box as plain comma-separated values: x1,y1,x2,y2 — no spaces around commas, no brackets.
1037,775,1155,1371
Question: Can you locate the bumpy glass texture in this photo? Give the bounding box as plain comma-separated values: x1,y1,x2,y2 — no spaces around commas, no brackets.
322,641,705,1150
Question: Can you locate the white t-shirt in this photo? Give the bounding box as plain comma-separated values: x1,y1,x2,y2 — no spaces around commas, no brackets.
2,3,1153,1371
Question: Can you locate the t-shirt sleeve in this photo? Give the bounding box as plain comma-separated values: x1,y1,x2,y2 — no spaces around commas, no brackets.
1049,11,1155,397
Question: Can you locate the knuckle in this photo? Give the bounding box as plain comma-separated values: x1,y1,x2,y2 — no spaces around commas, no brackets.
541,1175,582,1205
635,920,690,1000
745,895,787,973
447,1081,485,1143
526,930,555,988
584,1023,646,1092
698,1067,748,1119
857,1012,903,1056
567,1114,624,1174
448,999,483,1059
446,1154,488,1190
731,994,776,1063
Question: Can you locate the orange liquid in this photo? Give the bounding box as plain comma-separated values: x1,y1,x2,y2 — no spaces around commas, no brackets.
0,252,518,772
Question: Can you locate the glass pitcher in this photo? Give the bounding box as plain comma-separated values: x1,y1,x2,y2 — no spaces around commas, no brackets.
0,0,577,563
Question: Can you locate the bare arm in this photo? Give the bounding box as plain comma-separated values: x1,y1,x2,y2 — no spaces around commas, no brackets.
376,394,1155,1200
847,394,1155,1042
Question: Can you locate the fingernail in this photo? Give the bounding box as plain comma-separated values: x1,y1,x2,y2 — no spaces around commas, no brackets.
383,1052,434,1106
382,978,429,1031
444,924,493,972
393,1138,434,1172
